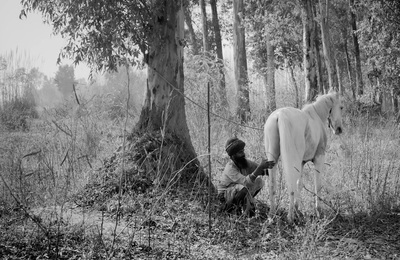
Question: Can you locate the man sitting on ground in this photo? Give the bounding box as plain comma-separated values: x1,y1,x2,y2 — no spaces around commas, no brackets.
217,137,275,217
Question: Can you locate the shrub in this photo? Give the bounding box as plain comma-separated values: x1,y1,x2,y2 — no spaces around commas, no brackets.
0,98,38,131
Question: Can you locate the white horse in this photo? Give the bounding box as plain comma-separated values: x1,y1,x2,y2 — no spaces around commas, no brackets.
264,91,343,223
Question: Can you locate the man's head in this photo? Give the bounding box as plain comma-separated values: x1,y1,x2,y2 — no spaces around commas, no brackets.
225,137,247,168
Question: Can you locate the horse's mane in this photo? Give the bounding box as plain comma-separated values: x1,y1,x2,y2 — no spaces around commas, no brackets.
303,92,338,108
302,91,339,119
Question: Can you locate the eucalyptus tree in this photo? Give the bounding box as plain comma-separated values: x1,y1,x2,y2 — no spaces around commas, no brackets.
184,3,200,56
200,0,209,54
54,65,75,97
210,0,228,109
349,0,364,96
20,0,202,183
358,0,400,113
198,0,229,110
247,0,303,107
318,0,339,93
233,0,250,122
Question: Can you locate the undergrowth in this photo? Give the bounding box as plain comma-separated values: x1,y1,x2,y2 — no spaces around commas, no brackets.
1,87,400,259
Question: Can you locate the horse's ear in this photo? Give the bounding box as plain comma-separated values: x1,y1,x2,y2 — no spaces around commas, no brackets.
327,96,335,107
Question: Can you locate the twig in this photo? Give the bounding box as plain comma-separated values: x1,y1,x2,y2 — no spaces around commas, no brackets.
77,154,93,169
303,185,339,216
60,148,69,166
52,120,72,137
22,149,41,159
72,83,80,105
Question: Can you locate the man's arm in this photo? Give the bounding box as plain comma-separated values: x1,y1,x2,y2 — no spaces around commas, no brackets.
249,159,275,181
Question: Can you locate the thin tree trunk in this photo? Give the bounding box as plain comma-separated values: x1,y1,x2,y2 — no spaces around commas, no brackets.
313,3,324,95
336,57,343,94
343,29,356,100
136,1,195,155
233,0,250,122
301,0,318,102
184,4,199,55
288,64,300,108
200,0,209,54
392,88,398,114
349,0,363,96
210,0,228,109
319,0,338,92
266,30,276,112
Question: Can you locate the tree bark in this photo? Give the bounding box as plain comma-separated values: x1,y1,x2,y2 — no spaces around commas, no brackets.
301,0,318,102
210,0,228,109
319,0,338,92
233,0,250,122
136,1,195,155
349,0,364,96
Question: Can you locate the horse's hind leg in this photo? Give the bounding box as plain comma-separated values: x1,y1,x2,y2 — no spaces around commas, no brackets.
264,116,280,218
286,163,302,223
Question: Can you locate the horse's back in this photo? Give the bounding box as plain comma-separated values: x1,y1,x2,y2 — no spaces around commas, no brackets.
265,107,308,135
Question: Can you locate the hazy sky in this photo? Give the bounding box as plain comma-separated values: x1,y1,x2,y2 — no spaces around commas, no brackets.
0,0,90,79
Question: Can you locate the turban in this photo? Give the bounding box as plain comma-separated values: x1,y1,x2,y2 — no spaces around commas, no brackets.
225,137,246,156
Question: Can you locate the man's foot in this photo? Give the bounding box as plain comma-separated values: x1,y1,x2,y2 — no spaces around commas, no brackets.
227,204,242,216
243,203,256,218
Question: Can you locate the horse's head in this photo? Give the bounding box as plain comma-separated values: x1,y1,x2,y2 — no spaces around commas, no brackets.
327,92,344,135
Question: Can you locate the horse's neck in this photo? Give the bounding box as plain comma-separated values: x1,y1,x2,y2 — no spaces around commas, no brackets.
310,100,331,122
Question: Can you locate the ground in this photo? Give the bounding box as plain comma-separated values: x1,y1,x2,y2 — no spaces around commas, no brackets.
1,188,399,259
1,130,399,259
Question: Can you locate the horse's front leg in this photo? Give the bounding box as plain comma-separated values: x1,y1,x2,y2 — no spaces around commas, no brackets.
313,154,325,218
295,163,305,218
268,165,277,217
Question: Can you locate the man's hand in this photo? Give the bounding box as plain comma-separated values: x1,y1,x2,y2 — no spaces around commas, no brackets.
260,159,275,169
256,159,275,176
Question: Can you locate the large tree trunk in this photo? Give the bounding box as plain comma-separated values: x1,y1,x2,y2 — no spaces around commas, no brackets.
301,0,318,102
349,0,364,96
210,0,228,109
136,1,195,156
233,0,250,122
319,0,338,92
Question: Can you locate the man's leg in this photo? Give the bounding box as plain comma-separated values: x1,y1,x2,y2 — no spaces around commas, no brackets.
244,177,265,217
229,187,248,215
252,188,261,198
224,185,247,215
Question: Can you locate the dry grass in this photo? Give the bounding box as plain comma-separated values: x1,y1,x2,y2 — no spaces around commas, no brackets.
1,70,400,259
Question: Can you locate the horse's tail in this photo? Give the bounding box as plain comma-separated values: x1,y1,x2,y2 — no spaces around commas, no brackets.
277,110,303,222
277,111,301,183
